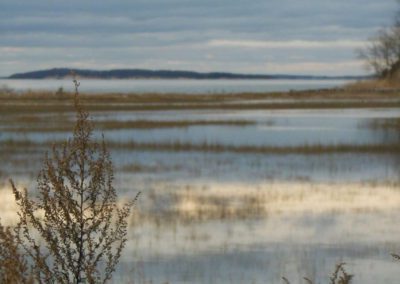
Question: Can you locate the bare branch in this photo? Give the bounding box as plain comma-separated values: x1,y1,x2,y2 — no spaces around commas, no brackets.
7,80,139,283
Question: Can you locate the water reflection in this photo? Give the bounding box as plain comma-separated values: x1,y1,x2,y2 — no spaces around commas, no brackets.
118,208,400,284
2,108,400,147
2,105,400,283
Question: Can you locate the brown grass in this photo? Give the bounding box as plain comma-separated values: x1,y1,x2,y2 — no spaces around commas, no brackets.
2,100,400,114
104,141,400,154
344,78,400,90
2,87,400,114
2,86,400,100
3,139,400,154
364,118,400,130
119,163,182,173
3,119,255,132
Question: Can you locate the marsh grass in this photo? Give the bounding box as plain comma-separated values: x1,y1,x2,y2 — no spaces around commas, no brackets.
3,139,400,154
363,117,400,130
345,78,400,90
3,119,255,132
120,162,183,173
105,141,400,154
2,87,400,114
283,262,352,284
3,100,400,114
2,86,400,101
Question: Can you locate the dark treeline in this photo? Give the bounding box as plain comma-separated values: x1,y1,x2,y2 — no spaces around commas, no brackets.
7,68,366,80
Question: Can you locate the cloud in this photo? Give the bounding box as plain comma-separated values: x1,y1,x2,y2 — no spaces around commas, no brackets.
263,60,365,75
0,0,398,76
208,40,366,49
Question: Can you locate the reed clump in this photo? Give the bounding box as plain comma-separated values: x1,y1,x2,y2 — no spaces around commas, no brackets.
283,262,353,284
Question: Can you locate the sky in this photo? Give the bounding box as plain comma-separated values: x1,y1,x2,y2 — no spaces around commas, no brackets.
0,0,398,77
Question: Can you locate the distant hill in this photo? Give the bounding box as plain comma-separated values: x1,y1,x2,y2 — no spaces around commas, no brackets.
8,68,367,80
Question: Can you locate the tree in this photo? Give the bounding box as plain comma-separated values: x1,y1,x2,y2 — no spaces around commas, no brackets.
8,79,139,283
358,1,400,79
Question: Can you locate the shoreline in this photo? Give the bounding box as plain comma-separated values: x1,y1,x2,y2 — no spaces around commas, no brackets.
1,87,400,113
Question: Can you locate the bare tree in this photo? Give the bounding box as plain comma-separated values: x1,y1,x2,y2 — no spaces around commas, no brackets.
358,3,400,78
358,27,400,78
9,79,139,283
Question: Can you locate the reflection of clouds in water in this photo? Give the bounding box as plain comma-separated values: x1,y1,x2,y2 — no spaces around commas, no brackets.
122,185,400,284
119,237,400,284
120,181,400,282
3,180,400,283
126,209,400,256
124,181,400,257
0,185,19,225
150,181,400,217
4,108,400,148
2,106,400,282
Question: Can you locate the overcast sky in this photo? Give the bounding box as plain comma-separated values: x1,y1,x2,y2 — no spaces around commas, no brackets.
0,0,398,76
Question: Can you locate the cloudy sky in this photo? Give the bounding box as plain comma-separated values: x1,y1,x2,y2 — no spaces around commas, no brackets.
0,0,398,76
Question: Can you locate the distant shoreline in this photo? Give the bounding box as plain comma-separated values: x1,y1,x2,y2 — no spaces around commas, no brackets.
6,67,369,80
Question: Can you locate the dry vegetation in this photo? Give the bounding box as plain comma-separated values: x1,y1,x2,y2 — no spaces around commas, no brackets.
283,262,352,284
0,222,32,283
2,139,400,155
3,4,400,282
2,82,400,283
1,87,400,114
2,119,255,132
0,80,138,283
344,78,400,90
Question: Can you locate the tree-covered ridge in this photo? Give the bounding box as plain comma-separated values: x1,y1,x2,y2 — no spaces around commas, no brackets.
7,68,365,80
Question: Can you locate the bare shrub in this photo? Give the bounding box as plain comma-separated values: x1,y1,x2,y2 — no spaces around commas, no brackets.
0,222,32,283
8,79,139,283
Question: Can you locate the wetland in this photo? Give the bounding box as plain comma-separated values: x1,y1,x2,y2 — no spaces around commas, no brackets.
1,84,400,283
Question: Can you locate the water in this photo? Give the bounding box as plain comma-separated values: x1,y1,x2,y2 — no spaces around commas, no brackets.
0,78,351,94
3,108,400,148
117,212,400,283
2,97,400,283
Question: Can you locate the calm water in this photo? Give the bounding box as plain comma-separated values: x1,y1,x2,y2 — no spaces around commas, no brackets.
3,108,400,148
0,78,351,94
2,99,400,283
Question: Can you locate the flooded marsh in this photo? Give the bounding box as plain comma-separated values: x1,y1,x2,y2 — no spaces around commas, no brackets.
1,90,400,283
